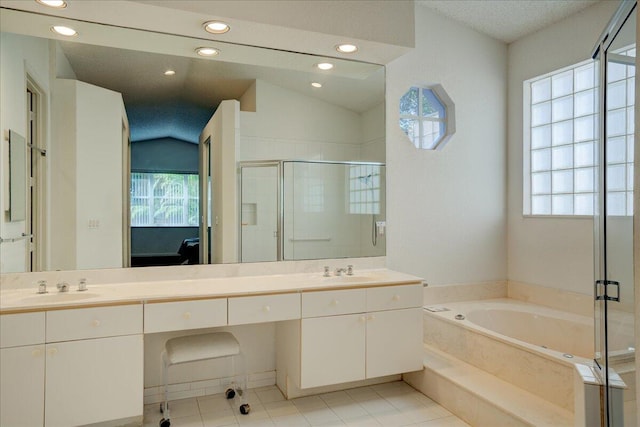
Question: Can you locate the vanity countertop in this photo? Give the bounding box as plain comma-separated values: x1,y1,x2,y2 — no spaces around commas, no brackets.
0,269,423,313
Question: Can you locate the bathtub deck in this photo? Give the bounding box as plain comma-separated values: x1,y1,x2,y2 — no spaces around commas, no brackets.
404,344,573,427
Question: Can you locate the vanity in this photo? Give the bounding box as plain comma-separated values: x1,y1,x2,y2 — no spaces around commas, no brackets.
0,268,423,426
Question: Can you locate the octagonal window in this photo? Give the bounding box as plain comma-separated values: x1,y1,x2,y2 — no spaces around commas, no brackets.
399,84,455,150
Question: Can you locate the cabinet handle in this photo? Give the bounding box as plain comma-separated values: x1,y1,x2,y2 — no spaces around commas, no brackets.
47,347,58,356
331,299,339,306
368,314,376,321
263,305,271,312
91,319,101,327
183,312,192,320
359,316,366,322
32,349,43,357
392,295,401,301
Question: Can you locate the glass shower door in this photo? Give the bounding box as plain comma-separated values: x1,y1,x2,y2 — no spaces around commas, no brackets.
593,2,636,425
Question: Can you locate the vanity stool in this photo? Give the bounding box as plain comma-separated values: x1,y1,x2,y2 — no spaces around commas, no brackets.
159,332,250,427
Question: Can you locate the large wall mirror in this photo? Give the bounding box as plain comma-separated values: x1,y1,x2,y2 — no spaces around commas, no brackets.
0,7,385,273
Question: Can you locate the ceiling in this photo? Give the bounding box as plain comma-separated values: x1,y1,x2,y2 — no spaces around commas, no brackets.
416,0,601,43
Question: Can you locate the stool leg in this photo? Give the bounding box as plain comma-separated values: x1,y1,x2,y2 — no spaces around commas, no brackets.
161,351,170,420
235,351,250,414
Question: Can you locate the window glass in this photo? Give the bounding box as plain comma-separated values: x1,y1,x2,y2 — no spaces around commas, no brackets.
131,172,199,226
400,85,455,150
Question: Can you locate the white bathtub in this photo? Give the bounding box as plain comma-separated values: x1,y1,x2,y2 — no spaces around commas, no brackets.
423,298,595,411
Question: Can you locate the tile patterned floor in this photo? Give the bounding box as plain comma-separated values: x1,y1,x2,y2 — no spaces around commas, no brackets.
143,381,470,427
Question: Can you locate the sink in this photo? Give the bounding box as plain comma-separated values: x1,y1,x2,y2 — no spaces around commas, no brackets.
323,275,378,283
19,292,100,304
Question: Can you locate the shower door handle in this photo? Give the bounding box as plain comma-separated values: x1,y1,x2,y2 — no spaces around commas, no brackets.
595,279,620,302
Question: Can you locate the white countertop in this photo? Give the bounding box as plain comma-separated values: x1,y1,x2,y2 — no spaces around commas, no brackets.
0,269,423,313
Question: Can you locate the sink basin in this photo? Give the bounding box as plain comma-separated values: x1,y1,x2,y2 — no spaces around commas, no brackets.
20,292,100,304
323,275,377,283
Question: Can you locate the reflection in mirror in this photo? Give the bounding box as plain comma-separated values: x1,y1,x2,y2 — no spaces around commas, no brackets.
0,9,385,273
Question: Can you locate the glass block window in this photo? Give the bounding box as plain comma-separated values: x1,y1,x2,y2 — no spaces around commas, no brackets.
349,164,381,214
131,173,199,226
524,49,634,216
400,84,455,150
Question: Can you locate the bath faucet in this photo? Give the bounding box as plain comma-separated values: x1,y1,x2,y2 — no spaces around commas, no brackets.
56,281,69,292
335,268,347,276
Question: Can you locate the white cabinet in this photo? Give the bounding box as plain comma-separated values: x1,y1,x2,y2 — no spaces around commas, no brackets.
280,283,423,393
0,312,46,426
44,335,143,427
144,298,227,333
1,345,45,426
365,308,423,378
229,293,300,325
300,314,365,388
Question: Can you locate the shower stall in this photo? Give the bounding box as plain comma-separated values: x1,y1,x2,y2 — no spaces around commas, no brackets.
238,160,386,263
592,1,637,425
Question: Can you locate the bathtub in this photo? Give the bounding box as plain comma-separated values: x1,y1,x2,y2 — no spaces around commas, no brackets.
422,298,595,411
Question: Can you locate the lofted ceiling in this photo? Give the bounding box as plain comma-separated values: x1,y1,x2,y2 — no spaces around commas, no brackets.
416,0,601,44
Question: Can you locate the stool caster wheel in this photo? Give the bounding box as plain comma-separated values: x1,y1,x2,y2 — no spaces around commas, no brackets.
225,388,236,399
159,418,171,427
239,403,251,415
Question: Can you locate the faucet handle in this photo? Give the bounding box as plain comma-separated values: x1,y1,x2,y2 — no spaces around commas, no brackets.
78,278,87,292
347,265,353,276
323,266,330,277
56,281,69,292
37,280,48,294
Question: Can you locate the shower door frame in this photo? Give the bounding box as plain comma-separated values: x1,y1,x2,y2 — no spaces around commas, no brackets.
591,1,637,425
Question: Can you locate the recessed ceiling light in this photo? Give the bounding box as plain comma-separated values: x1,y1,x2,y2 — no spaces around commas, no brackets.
311,82,323,88
336,44,358,54
50,25,77,36
316,62,334,71
36,0,67,8
164,70,176,76
204,21,230,34
196,47,220,57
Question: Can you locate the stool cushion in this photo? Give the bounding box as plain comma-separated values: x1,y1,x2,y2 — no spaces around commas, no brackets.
165,332,240,365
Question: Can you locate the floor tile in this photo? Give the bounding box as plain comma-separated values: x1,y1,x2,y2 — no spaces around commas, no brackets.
143,381,468,427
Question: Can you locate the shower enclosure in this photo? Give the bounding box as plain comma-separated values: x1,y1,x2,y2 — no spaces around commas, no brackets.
592,1,636,425
238,161,386,263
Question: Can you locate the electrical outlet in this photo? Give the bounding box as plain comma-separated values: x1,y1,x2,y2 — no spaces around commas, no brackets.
88,219,100,229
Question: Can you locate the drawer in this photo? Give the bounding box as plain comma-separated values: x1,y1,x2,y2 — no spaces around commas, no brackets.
302,289,366,318
366,284,422,312
228,293,300,325
144,299,227,333
0,312,45,348
47,305,143,342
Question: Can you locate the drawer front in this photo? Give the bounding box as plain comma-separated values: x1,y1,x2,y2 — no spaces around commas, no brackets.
144,299,227,333
302,289,366,318
366,284,422,312
228,293,300,325
47,305,143,342
0,312,45,348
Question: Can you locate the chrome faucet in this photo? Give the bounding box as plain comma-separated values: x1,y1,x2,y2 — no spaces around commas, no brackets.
56,281,69,292
335,268,347,276
37,280,48,294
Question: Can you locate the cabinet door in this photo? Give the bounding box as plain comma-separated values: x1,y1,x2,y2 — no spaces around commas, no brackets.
301,314,365,389
1,345,45,427
365,308,423,379
45,335,143,426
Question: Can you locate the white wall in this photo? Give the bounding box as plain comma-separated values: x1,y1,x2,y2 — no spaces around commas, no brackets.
0,33,51,273
385,5,508,285
239,79,364,162
200,100,240,264
507,1,619,295
50,80,125,270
